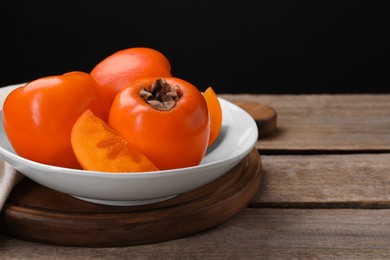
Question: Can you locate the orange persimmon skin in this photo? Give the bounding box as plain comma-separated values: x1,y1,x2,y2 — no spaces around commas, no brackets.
2,71,109,169
71,109,159,172
108,77,210,170
90,47,172,104
203,87,223,146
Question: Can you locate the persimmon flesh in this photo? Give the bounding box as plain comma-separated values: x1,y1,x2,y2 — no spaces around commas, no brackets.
203,87,223,146
71,109,159,172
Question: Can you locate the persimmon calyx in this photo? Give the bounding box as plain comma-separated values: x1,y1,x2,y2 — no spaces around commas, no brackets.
139,78,181,111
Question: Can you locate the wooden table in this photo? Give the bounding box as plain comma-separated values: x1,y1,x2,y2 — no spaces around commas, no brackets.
1,93,390,259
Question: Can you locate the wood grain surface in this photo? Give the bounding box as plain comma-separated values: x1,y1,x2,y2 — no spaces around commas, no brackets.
222,94,390,152
253,153,390,208
2,208,390,259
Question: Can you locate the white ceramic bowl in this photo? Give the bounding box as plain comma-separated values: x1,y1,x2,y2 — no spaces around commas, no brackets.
0,84,258,206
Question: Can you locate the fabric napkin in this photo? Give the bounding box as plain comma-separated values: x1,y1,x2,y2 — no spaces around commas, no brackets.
0,159,24,211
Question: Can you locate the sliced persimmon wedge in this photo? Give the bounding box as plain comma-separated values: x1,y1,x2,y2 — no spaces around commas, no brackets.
71,109,159,172
203,87,223,146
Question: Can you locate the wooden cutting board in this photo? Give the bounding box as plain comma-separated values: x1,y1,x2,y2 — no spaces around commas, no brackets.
0,148,262,247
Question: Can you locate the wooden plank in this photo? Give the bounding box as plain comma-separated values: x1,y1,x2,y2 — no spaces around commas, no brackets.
252,153,390,208
2,208,390,259
221,94,390,152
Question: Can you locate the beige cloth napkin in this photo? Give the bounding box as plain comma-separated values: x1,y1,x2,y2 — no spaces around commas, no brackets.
1,85,25,211
0,159,24,211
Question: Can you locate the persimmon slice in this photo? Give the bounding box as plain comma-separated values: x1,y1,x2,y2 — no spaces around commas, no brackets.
203,87,223,146
71,109,159,172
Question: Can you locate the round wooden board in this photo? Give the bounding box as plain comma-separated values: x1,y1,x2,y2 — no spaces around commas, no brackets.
0,149,261,247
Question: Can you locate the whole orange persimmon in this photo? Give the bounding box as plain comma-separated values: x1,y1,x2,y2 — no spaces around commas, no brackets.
2,71,109,169
108,77,210,170
90,47,172,104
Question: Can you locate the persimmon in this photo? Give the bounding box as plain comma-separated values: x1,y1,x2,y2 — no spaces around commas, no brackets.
203,87,223,146
90,47,172,104
109,77,210,170
2,71,109,169
71,109,159,172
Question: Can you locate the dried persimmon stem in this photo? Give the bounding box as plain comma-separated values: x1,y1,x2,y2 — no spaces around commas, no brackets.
139,78,181,111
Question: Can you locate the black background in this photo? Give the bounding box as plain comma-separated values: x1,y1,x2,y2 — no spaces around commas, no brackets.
1,0,389,94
